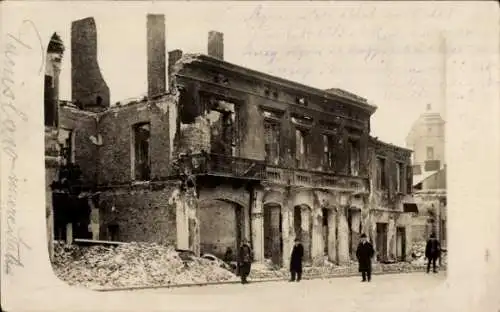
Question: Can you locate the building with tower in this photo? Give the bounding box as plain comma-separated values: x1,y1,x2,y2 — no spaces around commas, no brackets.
405,104,446,246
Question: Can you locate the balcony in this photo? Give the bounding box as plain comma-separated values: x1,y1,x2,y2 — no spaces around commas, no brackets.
180,153,266,180
176,153,369,192
264,166,369,193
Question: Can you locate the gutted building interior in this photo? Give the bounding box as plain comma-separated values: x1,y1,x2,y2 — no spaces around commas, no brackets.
44,13,415,267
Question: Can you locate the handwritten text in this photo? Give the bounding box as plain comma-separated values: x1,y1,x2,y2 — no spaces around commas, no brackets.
2,20,43,275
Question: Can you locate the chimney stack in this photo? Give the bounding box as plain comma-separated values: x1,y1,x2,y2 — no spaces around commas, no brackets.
207,31,224,60
71,17,110,111
147,14,166,98
45,33,64,127
168,49,183,90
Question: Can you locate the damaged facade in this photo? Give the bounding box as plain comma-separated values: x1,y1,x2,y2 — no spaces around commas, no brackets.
45,14,414,267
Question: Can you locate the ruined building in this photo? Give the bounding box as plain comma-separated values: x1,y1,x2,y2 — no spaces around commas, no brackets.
45,14,415,267
45,32,65,260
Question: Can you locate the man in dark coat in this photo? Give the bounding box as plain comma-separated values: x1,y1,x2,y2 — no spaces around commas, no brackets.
356,233,375,282
238,239,253,284
289,238,304,282
223,247,237,272
425,233,441,273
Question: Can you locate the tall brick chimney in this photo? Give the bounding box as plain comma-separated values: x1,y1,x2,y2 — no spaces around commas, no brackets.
168,49,183,91
207,31,224,60
71,17,110,111
147,14,167,98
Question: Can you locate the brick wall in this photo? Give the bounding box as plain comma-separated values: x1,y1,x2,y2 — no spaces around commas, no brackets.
98,97,174,185
199,200,240,258
239,94,265,160
71,17,110,111
98,184,178,244
178,116,211,154
147,14,166,98
369,141,412,209
198,185,250,210
174,59,371,169
59,106,98,184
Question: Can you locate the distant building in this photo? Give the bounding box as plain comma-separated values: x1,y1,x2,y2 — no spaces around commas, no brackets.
405,104,446,246
406,103,445,176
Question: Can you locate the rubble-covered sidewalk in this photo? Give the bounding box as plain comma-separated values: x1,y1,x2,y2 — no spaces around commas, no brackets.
52,242,239,289
250,241,447,279
52,241,446,290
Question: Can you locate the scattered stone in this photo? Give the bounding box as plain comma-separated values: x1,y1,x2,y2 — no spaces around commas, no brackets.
52,241,238,289
52,241,446,289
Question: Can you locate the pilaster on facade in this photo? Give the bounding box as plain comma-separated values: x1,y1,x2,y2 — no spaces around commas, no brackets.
336,205,351,264
251,187,265,263
281,198,292,268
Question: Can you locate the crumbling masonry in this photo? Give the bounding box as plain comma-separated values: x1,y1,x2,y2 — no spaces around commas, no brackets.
45,14,415,268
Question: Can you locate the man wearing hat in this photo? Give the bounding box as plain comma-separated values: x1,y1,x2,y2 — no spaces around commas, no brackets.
425,233,441,273
356,233,375,282
289,238,304,282
238,239,253,284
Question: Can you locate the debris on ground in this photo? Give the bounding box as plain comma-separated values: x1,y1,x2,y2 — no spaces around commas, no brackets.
409,241,447,267
52,241,446,289
52,242,238,289
201,253,236,272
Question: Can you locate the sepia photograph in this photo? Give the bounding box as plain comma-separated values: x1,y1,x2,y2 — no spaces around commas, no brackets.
2,1,499,311
45,2,448,290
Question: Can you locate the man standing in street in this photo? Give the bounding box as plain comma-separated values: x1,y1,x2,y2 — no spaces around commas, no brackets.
356,233,374,282
289,238,304,282
238,239,253,284
425,233,441,273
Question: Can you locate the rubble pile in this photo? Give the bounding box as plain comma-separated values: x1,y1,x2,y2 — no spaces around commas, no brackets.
52,241,447,288
52,242,238,289
410,241,428,265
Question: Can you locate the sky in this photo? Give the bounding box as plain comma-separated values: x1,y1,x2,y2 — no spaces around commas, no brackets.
14,2,462,147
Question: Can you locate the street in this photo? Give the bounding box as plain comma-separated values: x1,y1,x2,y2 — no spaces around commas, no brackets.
15,271,456,312
126,272,447,312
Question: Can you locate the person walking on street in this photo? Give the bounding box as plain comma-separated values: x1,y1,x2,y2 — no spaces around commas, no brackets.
425,233,441,273
223,247,236,272
356,233,374,282
289,238,304,282
238,239,253,284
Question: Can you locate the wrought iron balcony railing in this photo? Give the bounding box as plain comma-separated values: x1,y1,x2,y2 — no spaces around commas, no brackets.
177,153,369,192
183,153,266,180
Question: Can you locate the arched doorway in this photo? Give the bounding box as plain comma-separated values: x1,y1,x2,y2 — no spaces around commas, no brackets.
293,204,313,264
263,203,283,266
347,207,362,260
321,208,329,257
199,199,244,259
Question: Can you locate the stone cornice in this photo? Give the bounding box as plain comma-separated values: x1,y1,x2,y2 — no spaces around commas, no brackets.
369,136,412,156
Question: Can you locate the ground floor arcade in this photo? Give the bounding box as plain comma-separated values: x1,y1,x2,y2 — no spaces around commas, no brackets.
177,183,414,267
50,180,413,268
